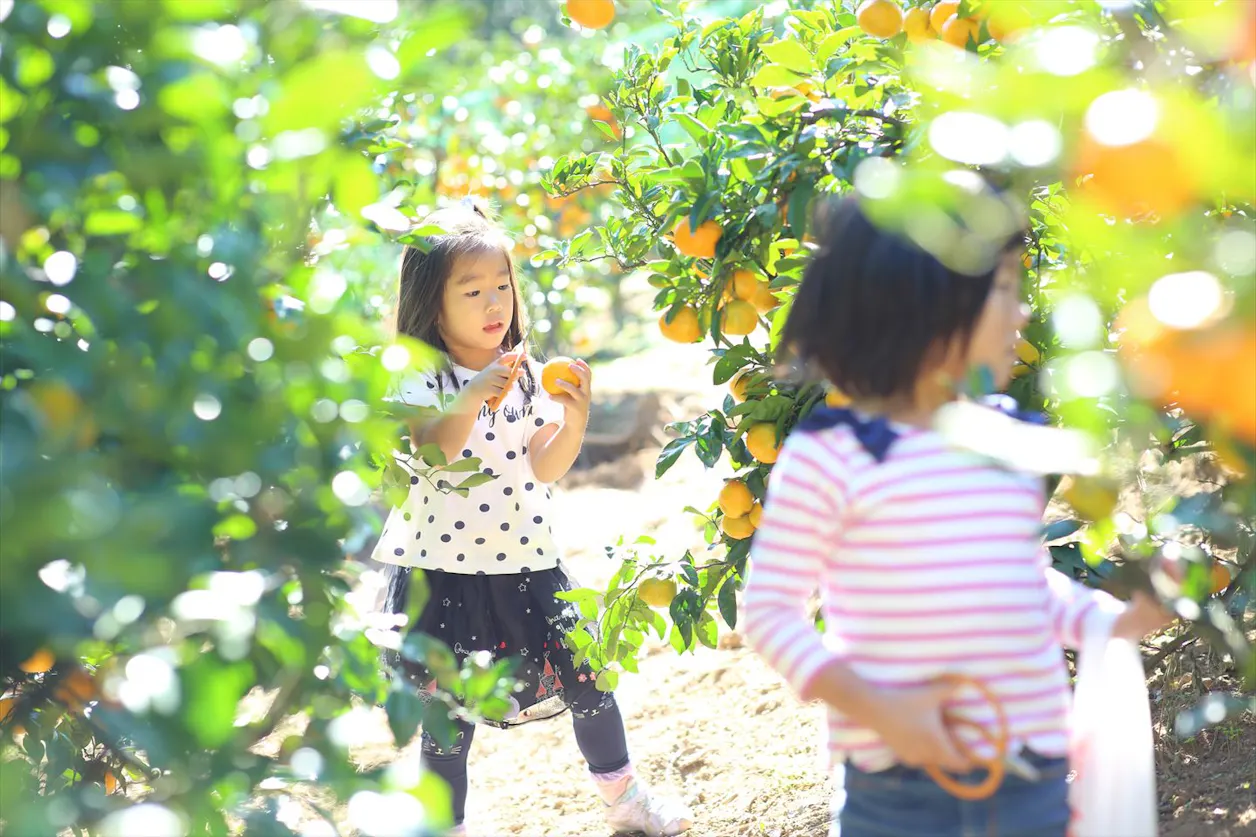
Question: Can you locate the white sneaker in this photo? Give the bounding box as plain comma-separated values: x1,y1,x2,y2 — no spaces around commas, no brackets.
604,782,693,836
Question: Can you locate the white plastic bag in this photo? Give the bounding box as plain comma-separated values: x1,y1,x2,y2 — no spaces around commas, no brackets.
1069,629,1158,837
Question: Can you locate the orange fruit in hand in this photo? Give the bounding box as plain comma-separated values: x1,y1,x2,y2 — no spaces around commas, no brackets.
567,0,615,30
940,14,980,47
541,357,581,396
672,219,722,259
659,305,703,343
1074,134,1197,220
930,1,960,32
19,648,54,674
720,300,759,336
718,479,755,517
721,513,757,540
638,576,678,608
745,423,781,464
904,7,934,42
857,0,904,38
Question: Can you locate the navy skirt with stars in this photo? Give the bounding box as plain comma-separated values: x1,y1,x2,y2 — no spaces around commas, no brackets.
379,561,605,728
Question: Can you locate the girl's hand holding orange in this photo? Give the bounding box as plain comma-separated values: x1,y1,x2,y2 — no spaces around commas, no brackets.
542,357,592,419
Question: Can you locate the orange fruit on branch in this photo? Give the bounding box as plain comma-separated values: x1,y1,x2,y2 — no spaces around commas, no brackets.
720,300,759,336
718,479,755,517
19,648,54,674
104,771,120,795
721,514,757,540
1210,562,1233,595
727,269,761,302
0,695,16,723
729,369,752,403
745,423,782,464
55,668,97,710
940,14,980,48
986,2,1033,42
749,282,778,315
857,0,904,38
659,305,703,343
1074,134,1197,220
930,1,961,32
567,0,615,30
672,219,722,259
541,357,581,396
904,7,934,42
638,576,678,608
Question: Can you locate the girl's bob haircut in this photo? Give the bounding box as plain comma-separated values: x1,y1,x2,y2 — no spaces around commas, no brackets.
780,195,1027,401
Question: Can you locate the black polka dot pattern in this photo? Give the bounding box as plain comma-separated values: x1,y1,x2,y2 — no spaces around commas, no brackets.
535,418,544,427
394,548,404,557
462,449,472,458
504,487,513,496
501,523,510,531
475,537,486,545
480,503,490,512
441,534,451,543
410,476,419,485
486,432,495,441
497,553,507,561
455,521,465,530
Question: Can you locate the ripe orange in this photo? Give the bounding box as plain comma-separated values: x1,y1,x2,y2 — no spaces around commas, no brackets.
825,387,852,408
29,381,97,449
659,305,703,343
567,0,615,30
745,423,781,464
749,282,778,315
718,479,755,517
1062,476,1120,522
729,369,751,402
1011,363,1031,379
720,300,759,336
55,668,97,709
638,576,678,608
930,1,960,32
0,695,16,723
904,7,934,42
1015,339,1040,366
104,771,119,795
19,648,54,674
721,514,756,540
672,219,722,259
748,501,763,528
986,2,1032,42
727,269,761,302
940,14,980,47
1210,563,1232,595
541,357,581,395
857,0,904,38
1074,134,1197,220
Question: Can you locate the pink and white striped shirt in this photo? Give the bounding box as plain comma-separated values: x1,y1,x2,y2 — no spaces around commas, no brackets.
742,419,1124,772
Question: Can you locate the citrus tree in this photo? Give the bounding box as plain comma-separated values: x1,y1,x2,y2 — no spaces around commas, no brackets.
0,1,524,834
543,0,1256,732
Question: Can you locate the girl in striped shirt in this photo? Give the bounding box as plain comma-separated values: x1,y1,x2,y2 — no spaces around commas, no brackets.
742,196,1166,837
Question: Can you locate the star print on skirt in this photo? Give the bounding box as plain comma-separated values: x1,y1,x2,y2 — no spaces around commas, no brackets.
379,562,610,728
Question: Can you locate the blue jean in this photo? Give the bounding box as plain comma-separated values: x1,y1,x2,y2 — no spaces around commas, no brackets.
830,750,1070,837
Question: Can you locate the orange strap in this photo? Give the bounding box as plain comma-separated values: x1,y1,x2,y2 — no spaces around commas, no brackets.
486,349,526,412
923,674,1009,801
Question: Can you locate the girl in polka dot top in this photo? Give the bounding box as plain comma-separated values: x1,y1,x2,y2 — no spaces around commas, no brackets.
371,201,691,837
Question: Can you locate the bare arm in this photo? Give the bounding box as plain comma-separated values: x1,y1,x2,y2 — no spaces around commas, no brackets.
405,357,515,463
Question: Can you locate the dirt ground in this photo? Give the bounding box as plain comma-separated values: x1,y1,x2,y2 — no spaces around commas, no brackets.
339,339,1254,837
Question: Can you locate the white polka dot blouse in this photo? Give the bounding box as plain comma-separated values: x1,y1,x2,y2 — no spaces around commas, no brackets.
371,359,566,575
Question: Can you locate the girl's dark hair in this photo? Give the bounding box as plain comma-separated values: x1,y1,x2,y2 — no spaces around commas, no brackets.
393,199,535,399
780,196,1026,401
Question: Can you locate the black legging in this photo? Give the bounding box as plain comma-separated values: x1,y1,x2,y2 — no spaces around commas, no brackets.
421,688,630,824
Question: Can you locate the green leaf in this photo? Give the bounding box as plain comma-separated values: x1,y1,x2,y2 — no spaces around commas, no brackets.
333,154,378,219
264,52,378,134
157,73,230,124
717,574,738,629
595,670,619,692
441,458,482,473
750,64,810,88
212,514,257,540
454,472,496,491
415,443,448,467
676,113,710,146
761,40,816,74
788,177,816,238
817,29,861,63
656,437,692,478
182,658,254,749
1042,518,1083,543
84,210,142,236
695,614,718,649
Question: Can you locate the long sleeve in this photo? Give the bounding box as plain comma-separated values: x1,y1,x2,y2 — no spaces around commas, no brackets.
742,436,848,700
1043,564,1126,650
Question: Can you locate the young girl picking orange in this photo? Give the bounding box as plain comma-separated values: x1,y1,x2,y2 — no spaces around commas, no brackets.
742,196,1167,836
372,201,691,837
